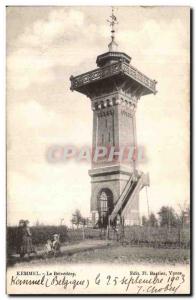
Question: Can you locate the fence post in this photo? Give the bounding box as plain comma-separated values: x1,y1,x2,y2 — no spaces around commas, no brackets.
82,225,85,240
179,225,181,248
107,216,110,240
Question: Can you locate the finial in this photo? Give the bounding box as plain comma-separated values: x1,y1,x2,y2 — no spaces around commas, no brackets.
107,6,118,52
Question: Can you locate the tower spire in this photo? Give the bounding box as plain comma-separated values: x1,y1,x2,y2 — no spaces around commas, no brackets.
107,6,118,52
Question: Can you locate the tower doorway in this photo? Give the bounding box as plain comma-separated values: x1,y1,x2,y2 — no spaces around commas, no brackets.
97,188,113,228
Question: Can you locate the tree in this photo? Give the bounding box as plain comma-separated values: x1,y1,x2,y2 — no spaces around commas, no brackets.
80,217,89,226
142,216,148,226
158,206,179,228
35,219,40,227
182,207,190,227
178,204,190,228
71,209,82,229
148,213,158,227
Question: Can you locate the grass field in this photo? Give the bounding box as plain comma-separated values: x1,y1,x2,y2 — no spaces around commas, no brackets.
12,243,190,266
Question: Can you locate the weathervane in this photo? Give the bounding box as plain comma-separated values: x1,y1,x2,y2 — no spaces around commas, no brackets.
107,7,118,52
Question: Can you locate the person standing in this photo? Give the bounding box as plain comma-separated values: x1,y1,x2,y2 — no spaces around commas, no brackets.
20,220,36,258
16,220,24,255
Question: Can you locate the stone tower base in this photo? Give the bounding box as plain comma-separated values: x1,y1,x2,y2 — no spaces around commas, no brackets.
89,165,140,226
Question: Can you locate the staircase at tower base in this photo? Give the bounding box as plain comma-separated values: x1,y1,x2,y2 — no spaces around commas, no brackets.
109,171,150,225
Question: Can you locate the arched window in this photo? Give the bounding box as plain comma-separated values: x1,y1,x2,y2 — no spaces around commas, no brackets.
97,188,113,227
99,191,108,214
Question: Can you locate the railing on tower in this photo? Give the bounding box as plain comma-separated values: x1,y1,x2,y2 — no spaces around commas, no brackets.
109,172,149,224
70,61,157,94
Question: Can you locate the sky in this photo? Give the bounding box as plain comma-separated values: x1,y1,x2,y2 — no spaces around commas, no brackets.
7,6,190,226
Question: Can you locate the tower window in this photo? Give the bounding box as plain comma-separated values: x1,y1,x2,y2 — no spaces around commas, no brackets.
97,188,114,228
108,132,110,143
99,192,108,213
102,134,104,145
105,119,107,128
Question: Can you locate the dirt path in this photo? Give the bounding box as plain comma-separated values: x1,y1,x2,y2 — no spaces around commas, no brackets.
8,239,113,266
53,239,112,255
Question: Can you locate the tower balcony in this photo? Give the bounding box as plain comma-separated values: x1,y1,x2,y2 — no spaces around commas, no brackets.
70,61,157,97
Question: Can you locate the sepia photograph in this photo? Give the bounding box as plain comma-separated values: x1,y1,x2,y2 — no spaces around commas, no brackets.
6,5,190,294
